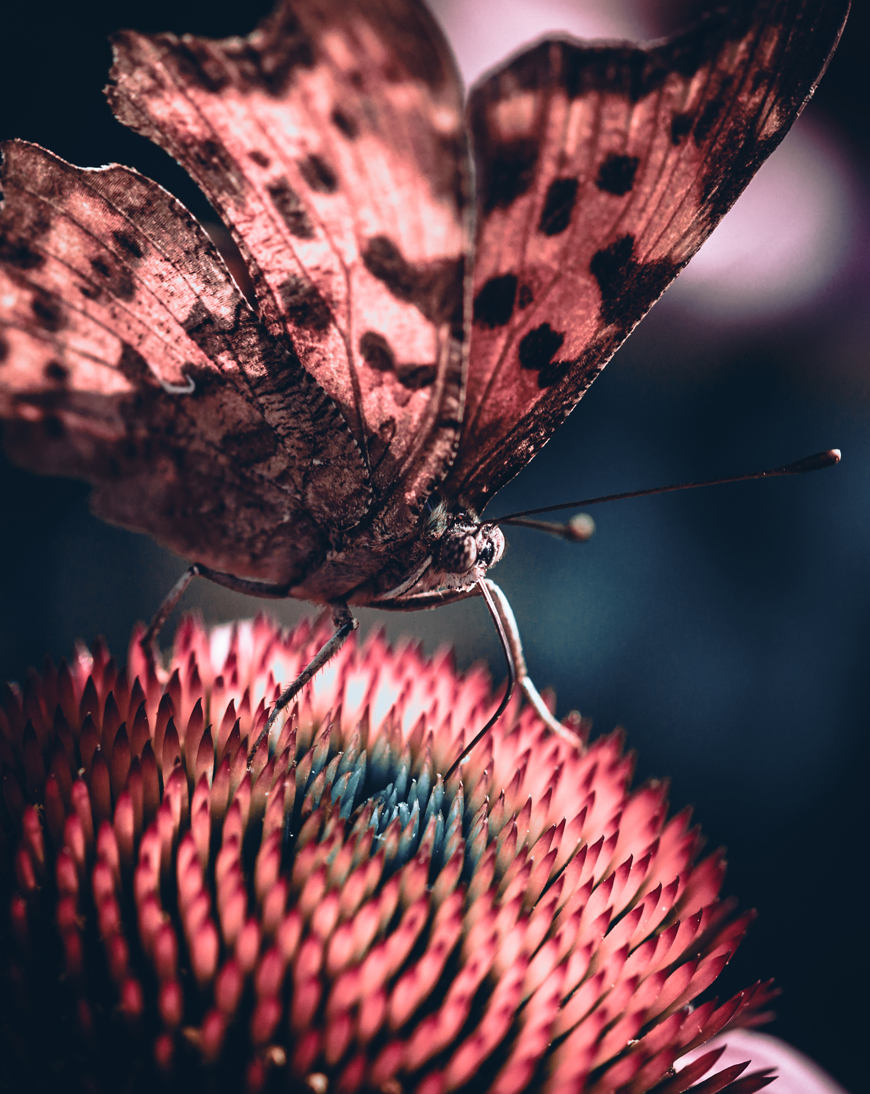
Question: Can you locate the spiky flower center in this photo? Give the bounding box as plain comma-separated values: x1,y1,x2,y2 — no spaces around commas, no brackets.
0,616,774,1094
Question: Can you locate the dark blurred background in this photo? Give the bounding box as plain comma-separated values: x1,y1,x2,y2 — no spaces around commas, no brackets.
0,1,866,1089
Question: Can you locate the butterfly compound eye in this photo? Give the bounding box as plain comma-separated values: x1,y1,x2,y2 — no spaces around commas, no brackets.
437,532,478,574
477,539,496,568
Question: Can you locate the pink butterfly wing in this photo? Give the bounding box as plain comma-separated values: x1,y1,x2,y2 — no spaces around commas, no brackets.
446,0,850,512
107,0,472,530
0,140,370,583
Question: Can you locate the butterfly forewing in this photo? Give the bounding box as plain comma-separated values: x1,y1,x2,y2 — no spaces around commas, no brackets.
0,140,370,582
107,0,472,529
446,0,850,512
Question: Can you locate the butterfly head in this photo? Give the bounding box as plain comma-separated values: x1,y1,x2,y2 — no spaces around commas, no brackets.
432,513,505,587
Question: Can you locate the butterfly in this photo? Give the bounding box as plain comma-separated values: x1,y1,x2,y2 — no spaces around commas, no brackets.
0,0,849,769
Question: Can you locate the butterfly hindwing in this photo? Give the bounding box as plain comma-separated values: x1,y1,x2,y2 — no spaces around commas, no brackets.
0,139,371,582
446,0,850,511
107,0,473,531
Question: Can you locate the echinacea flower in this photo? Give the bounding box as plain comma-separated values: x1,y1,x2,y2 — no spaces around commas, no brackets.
1,616,778,1093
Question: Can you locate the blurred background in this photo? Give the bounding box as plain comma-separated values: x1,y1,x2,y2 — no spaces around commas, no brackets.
0,1,865,1088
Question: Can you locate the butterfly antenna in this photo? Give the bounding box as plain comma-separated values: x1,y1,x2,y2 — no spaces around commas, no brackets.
443,579,516,782
494,449,841,527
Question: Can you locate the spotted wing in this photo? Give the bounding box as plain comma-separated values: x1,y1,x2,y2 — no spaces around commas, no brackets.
0,140,371,584
107,0,472,530
445,0,849,511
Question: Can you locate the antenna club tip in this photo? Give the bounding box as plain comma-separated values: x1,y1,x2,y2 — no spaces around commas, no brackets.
566,513,596,542
784,449,842,474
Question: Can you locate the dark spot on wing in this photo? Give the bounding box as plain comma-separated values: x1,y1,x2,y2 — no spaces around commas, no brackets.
596,154,640,197
671,112,694,144
359,330,436,390
181,300,217,339
536,358,574,388
518,284,534,309
116,342,151,383
590,235,635,321
44,360,69,384
532,40,670,104
693,98,724,144
518,323,565,377
397,364,436,390
278,275,332,331
179,298,247,366
78,280,102,301
217,8,315,97
112,270,137,301
89,255,135,301
362,236,464,327
267,177,315,239
298,154,339,194
30,294,65,332
90,257,111,280
331,107,358,140
170,38,232,93
221,426,278,467
473,273,517,328
538,177,579,235
359,331,396,373
479,139,540,213
590,233,681,327
0,334,8,363
112,229,144,260
362,237,412,299
248,150,271,168
0,235,44,270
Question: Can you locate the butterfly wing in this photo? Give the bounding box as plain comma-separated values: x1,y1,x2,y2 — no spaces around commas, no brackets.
107,0,472,531
445,0,850,511
0,139,371,584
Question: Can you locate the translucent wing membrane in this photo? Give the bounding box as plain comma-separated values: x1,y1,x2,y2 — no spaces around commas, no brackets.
107,0,472,529
0,140,370,582
446,0,849,510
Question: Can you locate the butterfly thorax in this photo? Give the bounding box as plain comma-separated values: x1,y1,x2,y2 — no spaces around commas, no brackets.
289,503,504,608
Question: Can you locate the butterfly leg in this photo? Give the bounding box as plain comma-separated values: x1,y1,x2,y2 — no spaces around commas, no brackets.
247,602,358,764
142,563,293,653
482,579,583,749
443,579,517,780
375,582,582,774
141,565,200,652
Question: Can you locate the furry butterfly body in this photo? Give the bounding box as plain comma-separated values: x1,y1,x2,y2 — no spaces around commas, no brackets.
0,0,849,746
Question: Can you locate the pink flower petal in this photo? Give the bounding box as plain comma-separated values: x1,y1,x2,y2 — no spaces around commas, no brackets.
678,1030,850,1094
